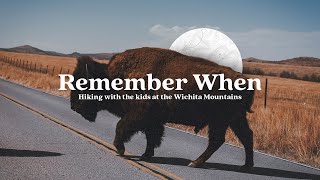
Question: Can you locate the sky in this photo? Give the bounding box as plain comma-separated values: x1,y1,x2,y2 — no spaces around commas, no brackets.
0,0,319,60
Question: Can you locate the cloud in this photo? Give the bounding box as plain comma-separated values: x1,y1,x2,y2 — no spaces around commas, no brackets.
147,25,320,60
145,24,220,48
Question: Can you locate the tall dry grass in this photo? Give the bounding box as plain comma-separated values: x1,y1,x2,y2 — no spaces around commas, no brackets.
0,52,319,168
0,62,70,97
0,51,77,70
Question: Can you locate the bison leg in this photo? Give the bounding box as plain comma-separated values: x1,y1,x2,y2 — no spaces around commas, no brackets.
230,116,254,168
113,116,139,156
140,124,164,160
188,122,228,168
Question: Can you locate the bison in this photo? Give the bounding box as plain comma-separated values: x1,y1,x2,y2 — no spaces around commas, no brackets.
70,47,255,168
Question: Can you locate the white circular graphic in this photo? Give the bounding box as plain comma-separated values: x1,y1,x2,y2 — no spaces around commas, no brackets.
170,28,243,73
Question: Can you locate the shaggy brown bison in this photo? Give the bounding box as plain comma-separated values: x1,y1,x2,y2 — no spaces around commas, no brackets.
70,47,255,168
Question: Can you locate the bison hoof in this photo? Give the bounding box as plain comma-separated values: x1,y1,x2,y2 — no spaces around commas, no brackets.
114,144,125,156
139,155,152,161
139,152,154,161
116,149,125,156
113,140,125,156
188,161,201,168
239,163,254,172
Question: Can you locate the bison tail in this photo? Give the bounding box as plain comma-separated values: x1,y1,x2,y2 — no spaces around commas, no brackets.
246,90,255,113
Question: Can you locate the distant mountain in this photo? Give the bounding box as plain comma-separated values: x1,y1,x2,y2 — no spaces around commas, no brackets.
277,57,320,67
68,52,116,60
243,57,265,63
0,45,65,56
1,45,319,65
0,45,116,60
243,57,320,67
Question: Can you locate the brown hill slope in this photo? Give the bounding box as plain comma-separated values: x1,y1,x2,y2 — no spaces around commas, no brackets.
0,45,115,60
243,57,320,67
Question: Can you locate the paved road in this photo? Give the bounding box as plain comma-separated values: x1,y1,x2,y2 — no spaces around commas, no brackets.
0,78,319,180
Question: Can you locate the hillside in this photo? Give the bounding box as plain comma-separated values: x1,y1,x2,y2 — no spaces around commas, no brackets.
243,57,320,67
0,45,115,60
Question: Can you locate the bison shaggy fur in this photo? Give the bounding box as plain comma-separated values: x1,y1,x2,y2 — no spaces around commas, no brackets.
70,47,255,168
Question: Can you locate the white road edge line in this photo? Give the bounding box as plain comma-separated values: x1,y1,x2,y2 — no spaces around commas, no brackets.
1,77,319,171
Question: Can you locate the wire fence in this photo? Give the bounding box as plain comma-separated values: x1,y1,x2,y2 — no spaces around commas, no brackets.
0,56,71,75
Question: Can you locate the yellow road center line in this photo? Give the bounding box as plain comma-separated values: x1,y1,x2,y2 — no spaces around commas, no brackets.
0,92,183,180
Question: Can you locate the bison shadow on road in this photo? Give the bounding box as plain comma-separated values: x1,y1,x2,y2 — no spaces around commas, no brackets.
125,155,320,179
0,148,63,157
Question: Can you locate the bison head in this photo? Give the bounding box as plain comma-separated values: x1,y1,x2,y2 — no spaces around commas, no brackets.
70,56,108,122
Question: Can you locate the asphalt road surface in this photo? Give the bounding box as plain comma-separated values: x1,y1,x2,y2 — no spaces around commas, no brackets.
0,78,319,180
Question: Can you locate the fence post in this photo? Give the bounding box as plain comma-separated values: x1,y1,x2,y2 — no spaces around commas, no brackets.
52,66,55,75
264,78,268,110
59,67,63,74
46,65,49,73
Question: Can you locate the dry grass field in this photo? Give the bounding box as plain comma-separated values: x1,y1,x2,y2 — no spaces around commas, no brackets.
0,51,319,168
0,51,77,72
